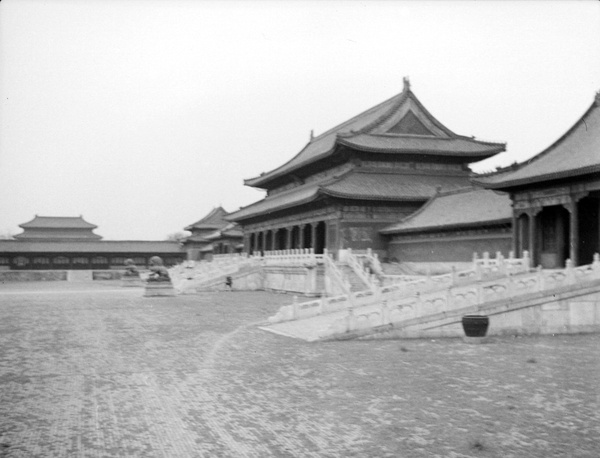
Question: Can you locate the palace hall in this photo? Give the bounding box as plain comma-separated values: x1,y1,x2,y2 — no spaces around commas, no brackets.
227,78,506,259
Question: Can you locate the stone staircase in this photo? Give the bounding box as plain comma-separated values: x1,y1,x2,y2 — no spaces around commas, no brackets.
261,254,600,342
336,263,368,292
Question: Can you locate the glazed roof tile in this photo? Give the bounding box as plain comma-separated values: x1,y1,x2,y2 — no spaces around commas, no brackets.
337,134,505,156
246,80,504,188
14,231,102,240
19,215,98,229
320,171,470,200
0,240,184,253
380,187,512,234
228,171,471,221
475,94,600,189
184,207,230,231
227,184,320,222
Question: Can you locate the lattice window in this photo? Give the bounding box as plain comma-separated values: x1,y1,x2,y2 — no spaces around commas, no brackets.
53,256,69,265
72,257,89,265
33,257,50,264
14,256,29,267
92,256,108,264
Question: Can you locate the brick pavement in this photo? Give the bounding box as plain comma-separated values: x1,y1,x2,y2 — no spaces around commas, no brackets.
0,281,599,457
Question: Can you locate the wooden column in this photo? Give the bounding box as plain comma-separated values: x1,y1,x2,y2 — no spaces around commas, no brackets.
311,223,317,251
299,225,305,249
511,211,518,256
569,198,579,266
286,227,293,250
528,210,537,267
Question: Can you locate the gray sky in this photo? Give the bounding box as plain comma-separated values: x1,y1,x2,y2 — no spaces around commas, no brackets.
1,0,599,240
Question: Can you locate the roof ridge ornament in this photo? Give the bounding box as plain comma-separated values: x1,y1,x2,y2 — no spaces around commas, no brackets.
403,76,410,91
595,90,600,105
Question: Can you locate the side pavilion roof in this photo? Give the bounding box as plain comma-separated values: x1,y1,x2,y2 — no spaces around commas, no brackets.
245,78,505,189
227,170,470,222
380,187,512,235
184,207,229,231
474,92,600,190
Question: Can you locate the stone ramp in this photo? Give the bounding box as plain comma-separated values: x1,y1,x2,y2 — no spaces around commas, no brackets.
259,301,385,342
178,264,264,294
260,277,600,342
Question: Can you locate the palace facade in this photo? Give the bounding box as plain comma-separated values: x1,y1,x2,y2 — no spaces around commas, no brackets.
475,92,600,268
227,79,506,259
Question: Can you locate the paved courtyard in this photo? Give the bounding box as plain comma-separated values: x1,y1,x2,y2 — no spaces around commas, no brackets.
0,280,599,457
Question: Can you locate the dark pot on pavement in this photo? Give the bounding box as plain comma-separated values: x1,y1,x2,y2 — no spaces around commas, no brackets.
462,315,489,337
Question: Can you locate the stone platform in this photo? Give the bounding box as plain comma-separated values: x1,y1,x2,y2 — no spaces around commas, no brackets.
121,276,144,287
144,281,176,297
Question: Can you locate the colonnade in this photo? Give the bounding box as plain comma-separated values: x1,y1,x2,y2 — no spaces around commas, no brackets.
246,221,327,254
513,194,599,268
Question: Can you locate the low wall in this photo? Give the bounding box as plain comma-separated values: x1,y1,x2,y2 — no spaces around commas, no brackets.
92,270,124,280
0,270,128,282
389,233,511,263
0,270,68,282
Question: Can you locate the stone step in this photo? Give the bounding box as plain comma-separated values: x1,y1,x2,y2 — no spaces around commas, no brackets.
336,264,368,292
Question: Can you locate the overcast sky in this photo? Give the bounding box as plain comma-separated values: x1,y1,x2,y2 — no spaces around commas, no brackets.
1,0,599,240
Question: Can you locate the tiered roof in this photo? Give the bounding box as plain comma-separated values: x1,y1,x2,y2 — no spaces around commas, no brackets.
474,92,600,190
381,187,512,235
14,215,102,241
230,171,470,221
19,215,98,229
245,78,505,189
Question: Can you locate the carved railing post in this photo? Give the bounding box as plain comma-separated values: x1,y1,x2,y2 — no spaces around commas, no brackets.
381,300,390,325
346,308,356,332
565,259,576,284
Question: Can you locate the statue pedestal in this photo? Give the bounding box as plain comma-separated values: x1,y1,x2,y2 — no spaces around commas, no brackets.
144,282,176,297
121,276,144,287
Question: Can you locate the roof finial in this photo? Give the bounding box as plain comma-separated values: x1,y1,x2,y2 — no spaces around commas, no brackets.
403,76,410,91
595,90,600,105
310,129,314,141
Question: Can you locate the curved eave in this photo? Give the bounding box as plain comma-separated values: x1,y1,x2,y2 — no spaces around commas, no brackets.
18,222,99,230
475,99,600,190
474,164,600,190
337,137,505,159
381,217,512,235
319,188,429,202
244,145,337,188
226,192,321,223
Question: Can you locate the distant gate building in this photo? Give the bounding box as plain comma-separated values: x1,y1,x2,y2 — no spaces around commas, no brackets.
0,215,184,270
